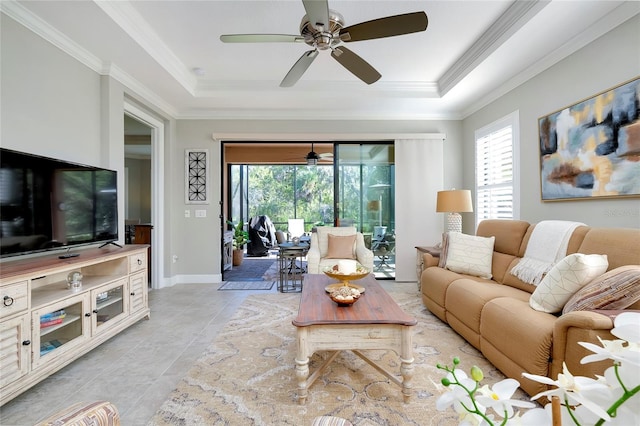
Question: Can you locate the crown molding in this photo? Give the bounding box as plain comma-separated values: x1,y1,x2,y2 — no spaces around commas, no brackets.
212,132,446,142
459,1,640,119
94,0,197,95
195,80,441,98
1,0,103,73
107,63,178,117
437,0,550,97
1,1,179,118
178,106,459,121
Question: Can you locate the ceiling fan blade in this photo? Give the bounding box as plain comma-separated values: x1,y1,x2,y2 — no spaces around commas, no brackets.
220,34,304,43
280,50,319,87
331,46,381,85
302,0,330,30
339,11,428,42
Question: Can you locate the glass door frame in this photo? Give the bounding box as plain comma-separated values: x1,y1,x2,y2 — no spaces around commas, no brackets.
333,142,395,279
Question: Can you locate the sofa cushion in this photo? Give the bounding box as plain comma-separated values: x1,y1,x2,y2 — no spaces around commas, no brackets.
529,253,609,313
325,234,356,259
562,265,640,314
421,267,466,321
480,297,556,397
444,232,495,279
577,227,640,270
476,219,531,257
445,279,530,348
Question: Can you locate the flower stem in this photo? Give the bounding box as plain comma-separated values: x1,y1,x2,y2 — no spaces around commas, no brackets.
594,384,640,426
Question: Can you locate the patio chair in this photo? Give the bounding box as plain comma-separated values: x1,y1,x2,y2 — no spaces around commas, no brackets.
306,226,374,274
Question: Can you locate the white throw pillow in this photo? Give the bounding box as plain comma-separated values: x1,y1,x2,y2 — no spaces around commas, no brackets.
529,253,609,313
444,232,495,279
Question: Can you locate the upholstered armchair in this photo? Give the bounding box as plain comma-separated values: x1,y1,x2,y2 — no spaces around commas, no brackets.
307,226,374,274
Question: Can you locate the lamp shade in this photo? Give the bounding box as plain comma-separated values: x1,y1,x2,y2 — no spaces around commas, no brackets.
436,190,473,213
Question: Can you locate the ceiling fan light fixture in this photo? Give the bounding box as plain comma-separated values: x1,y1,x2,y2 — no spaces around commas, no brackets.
306,151,319,165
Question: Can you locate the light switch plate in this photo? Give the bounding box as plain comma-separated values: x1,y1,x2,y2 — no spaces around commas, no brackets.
195,209,206,218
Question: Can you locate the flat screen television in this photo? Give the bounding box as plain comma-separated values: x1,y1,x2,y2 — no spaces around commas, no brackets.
0,148,119,258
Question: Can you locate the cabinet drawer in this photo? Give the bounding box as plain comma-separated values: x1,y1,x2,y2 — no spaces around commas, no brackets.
129,252,147,273
1,281,28,319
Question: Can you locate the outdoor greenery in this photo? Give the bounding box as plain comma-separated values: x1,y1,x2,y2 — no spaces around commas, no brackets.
226,219,249,249
229,163,395,235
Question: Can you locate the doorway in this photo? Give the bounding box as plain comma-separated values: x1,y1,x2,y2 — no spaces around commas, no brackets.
223,141,395,279
123,101,165,289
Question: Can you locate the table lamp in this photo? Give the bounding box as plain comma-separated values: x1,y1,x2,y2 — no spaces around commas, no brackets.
436,189,473,233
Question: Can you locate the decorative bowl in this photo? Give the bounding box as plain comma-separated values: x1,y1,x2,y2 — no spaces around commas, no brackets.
323,264,370,285
328,285,362,306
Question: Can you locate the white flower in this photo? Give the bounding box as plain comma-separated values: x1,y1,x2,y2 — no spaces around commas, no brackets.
476,378,536,418
436,370,477,412
522,362,612,421
505,407,551,426
580,312,640,367
579,337,629,364
437,369,489,425
611,312,640,344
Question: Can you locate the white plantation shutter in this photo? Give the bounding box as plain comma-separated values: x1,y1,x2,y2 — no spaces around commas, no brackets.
475,112,519,224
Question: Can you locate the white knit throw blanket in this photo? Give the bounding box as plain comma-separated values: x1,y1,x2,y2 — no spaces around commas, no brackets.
510,220,585,285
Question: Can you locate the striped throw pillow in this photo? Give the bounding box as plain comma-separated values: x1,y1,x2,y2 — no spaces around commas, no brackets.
562,265,640,314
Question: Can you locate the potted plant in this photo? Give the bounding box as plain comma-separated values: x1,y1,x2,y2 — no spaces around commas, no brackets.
227,219,249,266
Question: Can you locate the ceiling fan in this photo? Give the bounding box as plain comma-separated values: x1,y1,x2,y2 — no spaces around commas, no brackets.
220,0,428,87
305,142,333,165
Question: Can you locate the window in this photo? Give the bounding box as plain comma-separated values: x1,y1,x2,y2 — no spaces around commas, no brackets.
475,111,519,224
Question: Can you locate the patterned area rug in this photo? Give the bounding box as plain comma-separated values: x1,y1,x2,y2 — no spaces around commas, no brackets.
218,281,276,291
149,287,528,426
224,258,277,281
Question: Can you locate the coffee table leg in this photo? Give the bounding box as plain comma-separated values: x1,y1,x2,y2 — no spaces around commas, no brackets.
295,328,310,404
400,326,414,403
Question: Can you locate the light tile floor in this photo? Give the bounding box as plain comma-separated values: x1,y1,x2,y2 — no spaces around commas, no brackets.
0,283,277,426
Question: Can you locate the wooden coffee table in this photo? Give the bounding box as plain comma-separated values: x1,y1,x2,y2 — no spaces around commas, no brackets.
292,274,417,404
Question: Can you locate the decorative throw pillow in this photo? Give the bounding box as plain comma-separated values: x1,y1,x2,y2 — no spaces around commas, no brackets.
444,232,495,279
529,253,609,313
562,265,640,314
325,234,356,259
438,232,449,268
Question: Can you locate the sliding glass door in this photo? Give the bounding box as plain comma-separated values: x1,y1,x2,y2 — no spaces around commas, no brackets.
228,164,334,231
226,141,395,278
335,143,395,278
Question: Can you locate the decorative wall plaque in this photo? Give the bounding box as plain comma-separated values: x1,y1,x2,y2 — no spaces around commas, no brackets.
185,149,209,204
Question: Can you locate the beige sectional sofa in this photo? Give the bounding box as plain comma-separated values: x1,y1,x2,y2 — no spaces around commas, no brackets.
420,219,640,397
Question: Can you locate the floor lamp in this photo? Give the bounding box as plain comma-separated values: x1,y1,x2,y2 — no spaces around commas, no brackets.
436,189,473,233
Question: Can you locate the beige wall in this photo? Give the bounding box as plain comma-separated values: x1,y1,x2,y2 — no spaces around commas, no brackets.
171,120,461,282
462,15,640,230
1,15,102,167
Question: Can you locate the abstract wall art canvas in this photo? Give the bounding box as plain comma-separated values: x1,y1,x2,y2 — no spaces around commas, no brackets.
538,77,640,201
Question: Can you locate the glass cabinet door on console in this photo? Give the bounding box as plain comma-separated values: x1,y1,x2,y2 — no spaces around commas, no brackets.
91,278,128,335
31,294,91,369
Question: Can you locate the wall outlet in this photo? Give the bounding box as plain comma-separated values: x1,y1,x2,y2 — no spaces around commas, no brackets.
184,209,191,218
172,255,178,263
195,209,206,218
